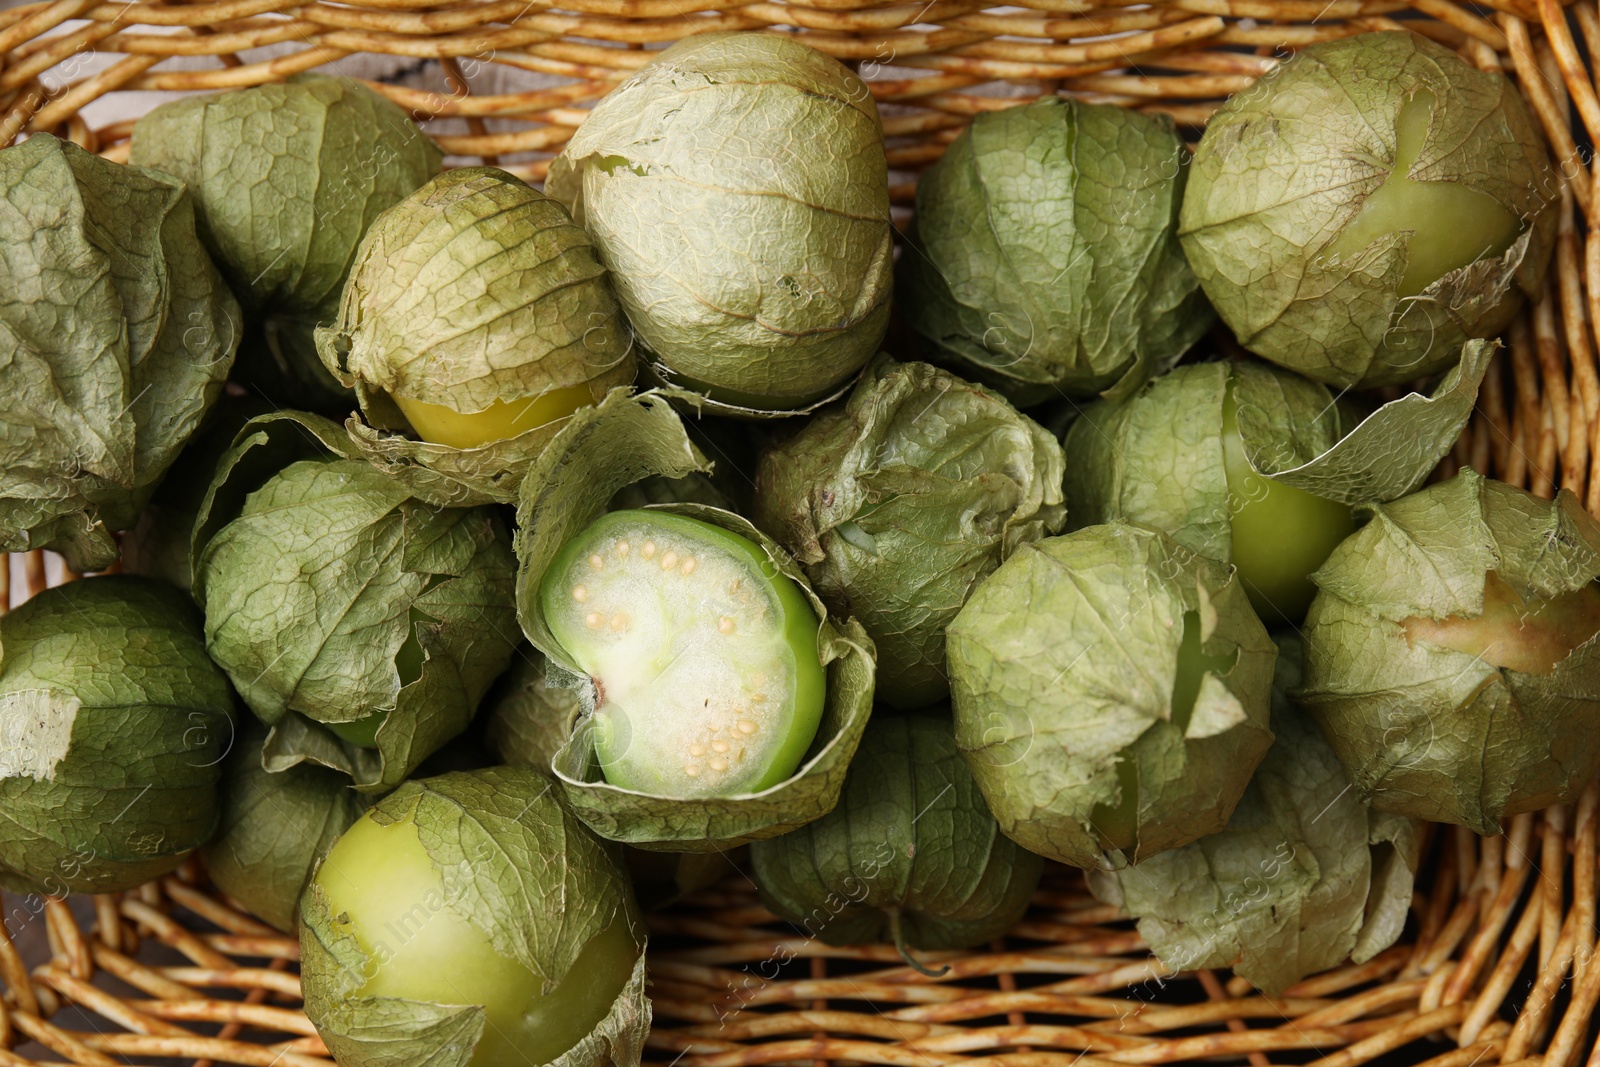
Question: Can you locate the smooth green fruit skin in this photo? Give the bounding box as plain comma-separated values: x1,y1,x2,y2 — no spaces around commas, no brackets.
541,510,826,797
1323,90,1519,298
1221,384,1357,625
311,803,639,1067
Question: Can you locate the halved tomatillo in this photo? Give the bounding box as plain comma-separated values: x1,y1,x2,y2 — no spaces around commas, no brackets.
541,510,826,798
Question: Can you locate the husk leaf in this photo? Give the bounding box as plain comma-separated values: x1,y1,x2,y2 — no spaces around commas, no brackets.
754,356,1065,708
948,523,1276,869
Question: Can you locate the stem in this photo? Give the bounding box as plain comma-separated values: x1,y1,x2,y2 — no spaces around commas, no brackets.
887,907,949,978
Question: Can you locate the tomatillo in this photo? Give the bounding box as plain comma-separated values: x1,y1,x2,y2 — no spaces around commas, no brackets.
1299,468,1600,832
540,510,826,798
1180,31,1556,389
1064,350,1493,625
300,767,649,1067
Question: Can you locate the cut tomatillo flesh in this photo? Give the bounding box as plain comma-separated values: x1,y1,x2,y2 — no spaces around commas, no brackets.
313,808,639,1067
1222,383,1357,624
541,510,827,799
1402,571,1600,674
1325,89,1521,298
394,385,596,451
1091,610,1239,853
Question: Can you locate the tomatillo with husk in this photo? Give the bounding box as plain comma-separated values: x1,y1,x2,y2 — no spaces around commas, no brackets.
547,33,892,416
751,711,1043,975
193,411,519,793
0,576,233,895
1180,31,1556,389
514,389,876,852
753,356,1066,708
897,97,1212,402
316,167,636,507
1064,341,1495,624
300,766,650,1067
1088,634,1421,994
1298,468,1600,833
130,74,442,411
541,510,826,798
202,723,369,932
947,522,1277,869
0,135,239,570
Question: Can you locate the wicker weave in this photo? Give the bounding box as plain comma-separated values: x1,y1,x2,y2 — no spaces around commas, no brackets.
2,0,1599,1062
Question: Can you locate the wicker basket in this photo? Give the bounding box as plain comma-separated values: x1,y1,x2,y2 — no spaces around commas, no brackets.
2,1,1599,1063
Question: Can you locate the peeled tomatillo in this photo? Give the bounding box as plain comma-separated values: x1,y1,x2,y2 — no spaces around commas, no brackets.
313,807,639,1067
541,510,826,798
1221,383,1357,624
395,385,597,451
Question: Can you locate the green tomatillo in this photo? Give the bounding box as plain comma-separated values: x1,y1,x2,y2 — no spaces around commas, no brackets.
548,33,892,415
0,577,234,895
514,389,876,852
898,96,1212,402
0,134,239,570
1298,468,1600,832
753,356,1066,708
1088,634,1420,994
751,711,1043,975
193,412,519,793
300,767,649,1067
947,522,1277,869
1180,31,1556,389
316,167,636,507
1064,342,1495,624
130,74,442,411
